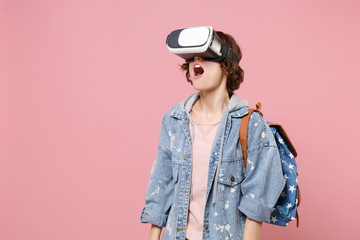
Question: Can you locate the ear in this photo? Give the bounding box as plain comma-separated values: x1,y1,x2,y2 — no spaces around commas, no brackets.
221,72,228,85
222,68,229,78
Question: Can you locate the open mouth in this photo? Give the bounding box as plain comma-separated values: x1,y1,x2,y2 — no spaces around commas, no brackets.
194,63,204,76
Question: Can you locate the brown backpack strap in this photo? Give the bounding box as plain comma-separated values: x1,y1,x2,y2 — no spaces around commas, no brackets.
296,183,301,227
296,210,300,227
239,102,262,172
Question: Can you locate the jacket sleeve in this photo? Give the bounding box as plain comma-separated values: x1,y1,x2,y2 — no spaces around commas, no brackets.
140,112,174,227
238,112,285,222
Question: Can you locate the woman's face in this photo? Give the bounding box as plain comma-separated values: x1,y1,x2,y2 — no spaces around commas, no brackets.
188,57,227,93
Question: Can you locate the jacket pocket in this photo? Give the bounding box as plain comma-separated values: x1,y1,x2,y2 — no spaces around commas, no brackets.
218,158,245,186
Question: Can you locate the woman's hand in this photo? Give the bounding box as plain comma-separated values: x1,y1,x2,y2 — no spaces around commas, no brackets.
243,217,263,240
148,224,162,240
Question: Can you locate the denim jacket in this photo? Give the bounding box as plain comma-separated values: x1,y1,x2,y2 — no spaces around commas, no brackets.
140,92,285,240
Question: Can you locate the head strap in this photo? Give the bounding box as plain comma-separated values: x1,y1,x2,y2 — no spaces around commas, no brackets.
220,42,239,63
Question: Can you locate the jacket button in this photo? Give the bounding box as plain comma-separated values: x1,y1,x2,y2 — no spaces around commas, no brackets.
204,225,208,230
230,173,235,182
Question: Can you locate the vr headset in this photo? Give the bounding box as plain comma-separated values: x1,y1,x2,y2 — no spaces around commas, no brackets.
166,26,239,63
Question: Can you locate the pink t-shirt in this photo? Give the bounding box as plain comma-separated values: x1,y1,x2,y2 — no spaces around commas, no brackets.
185,119,220,240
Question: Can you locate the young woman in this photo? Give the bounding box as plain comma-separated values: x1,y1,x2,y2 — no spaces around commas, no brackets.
140,30,285,240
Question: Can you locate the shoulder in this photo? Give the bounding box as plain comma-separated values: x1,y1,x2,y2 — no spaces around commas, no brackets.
161,92,199,122
247,111,267,134
158,102,183,130
164,103,182,120
248,111,264,124
247,111,277,149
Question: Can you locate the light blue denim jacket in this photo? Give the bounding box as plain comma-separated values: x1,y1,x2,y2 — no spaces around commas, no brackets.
140,92,285,240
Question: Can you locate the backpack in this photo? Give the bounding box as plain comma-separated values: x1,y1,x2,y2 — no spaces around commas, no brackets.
239,103,301,227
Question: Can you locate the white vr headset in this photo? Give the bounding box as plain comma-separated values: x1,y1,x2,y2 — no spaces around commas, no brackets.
166,26,239,63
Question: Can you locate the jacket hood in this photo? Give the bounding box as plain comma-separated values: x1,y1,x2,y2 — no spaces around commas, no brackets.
180,92,249,116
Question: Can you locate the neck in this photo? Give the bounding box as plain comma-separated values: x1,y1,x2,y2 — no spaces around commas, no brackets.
196,88,230,117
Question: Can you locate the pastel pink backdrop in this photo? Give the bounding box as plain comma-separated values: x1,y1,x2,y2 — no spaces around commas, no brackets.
1,0,359,239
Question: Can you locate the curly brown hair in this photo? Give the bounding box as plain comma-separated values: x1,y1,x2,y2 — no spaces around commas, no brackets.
180,31,244,96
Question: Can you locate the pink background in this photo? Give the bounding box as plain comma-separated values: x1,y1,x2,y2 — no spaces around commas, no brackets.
1,0,359,239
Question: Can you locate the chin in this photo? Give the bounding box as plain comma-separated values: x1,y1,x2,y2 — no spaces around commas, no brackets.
192,85,214,93
192,83,206,91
